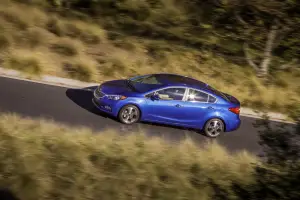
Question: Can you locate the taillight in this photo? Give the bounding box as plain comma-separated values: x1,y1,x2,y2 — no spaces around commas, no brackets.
229,107,240,115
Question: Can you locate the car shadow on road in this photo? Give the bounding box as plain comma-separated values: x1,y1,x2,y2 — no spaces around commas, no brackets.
65,86,206,136
65,86,116,121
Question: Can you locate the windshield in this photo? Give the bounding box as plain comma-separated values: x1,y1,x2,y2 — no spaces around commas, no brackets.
129,75,163,85
127,75,164,93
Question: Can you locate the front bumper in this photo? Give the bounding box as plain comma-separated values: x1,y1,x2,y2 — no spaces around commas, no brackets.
92,89,115,114
92,97,113,113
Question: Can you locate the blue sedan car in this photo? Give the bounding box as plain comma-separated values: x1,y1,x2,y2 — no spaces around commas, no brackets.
92,73,241,138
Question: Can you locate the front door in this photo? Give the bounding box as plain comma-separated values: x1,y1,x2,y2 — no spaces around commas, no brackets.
145,87,187,125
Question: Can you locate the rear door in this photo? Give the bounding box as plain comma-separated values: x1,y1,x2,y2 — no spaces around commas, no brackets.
144,87,188,124
179,88,217,127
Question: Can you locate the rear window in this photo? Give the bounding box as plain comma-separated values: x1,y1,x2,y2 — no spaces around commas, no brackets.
208,95,217,103
207,85,230,102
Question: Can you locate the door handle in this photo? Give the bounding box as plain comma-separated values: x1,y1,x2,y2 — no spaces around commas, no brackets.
207,106,214,109
175,104,182,108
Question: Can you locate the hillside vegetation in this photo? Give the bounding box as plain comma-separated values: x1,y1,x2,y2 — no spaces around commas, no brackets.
0,0,300,114
0,113,257,200
0,112,300,200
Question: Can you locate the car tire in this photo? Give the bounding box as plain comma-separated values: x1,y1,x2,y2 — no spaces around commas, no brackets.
118,104,140,125
203,118,225,138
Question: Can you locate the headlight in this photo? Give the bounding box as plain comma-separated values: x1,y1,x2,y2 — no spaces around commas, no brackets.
107,95,127,100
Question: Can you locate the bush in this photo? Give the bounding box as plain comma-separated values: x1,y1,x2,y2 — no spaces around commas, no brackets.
0,33,11,50
50,41,78,56
112,39,136,50
64,23,101,45
0,10,28,30
63,61,94,81
46,17,64,36
4,56,42,75
99,58,126,77
63,22,82,38
14,28,45,48
233,114,300,200
0,113,256,200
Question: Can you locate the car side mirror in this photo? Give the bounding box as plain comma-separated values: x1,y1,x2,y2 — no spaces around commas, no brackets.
151,93,160,101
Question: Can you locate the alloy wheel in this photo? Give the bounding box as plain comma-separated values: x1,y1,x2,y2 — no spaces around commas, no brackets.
119,105,140,124
204,119,224,138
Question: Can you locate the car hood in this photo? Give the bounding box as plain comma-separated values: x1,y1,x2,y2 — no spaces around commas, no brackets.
100,80,136,95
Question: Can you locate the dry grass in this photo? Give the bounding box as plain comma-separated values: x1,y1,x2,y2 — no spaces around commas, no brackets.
3,54,42,75
0,1,299,114
0,113,257,200
50,39,79,57
0,33,11,50
14,27,47,48
62,59,97,82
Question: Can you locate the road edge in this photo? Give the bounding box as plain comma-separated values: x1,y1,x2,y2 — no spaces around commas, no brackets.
0,67,295,124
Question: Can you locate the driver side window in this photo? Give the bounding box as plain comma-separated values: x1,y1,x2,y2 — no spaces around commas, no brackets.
155,87,186,101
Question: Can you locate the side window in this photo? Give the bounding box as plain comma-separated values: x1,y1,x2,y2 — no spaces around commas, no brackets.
208,95,217,103
156,88,186,101
187,89,208,102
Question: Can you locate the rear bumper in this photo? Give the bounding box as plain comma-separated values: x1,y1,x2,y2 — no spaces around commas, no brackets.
225,117,241,132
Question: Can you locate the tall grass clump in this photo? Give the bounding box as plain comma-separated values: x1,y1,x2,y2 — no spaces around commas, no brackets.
0,113,256,200
46,17,64,36
63,22,102,45
99,57,127,77
62,61,96,81
14,27,46,48
50,40,78,57
0,10,28,30
0,33,11,50
4,55,42,75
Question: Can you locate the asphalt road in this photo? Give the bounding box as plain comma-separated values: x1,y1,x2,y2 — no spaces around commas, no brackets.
0,76,295,155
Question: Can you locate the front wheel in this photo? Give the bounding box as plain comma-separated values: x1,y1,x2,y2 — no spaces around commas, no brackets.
118,104,140,125
203,118,225,138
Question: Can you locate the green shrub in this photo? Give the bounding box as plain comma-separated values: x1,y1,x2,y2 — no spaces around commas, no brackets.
50,41,78,56
0,113,256,200
4,56,42,75
63,61,94,81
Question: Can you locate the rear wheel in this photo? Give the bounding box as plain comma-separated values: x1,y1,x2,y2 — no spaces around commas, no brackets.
204,118,224,138
118,104,140,125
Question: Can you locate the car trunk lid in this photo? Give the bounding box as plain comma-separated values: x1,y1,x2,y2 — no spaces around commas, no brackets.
222,92,240,107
